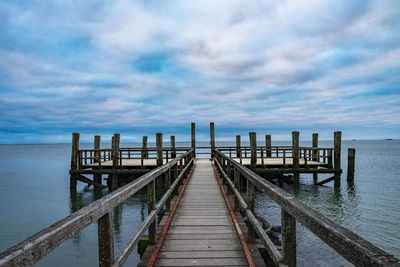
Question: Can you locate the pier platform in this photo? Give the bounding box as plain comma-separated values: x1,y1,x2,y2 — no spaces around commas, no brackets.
83,157,326,168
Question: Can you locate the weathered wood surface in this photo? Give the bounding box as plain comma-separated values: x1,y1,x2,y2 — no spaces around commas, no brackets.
139,159,266,266
347,148,355,182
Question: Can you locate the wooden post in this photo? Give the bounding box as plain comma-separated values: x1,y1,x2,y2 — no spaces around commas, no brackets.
347,148,355,183
71,133,80,169
236,135,241,158
147,180,156,244
312,133,318,185
156,133,163,166
292,131,300,186
328,149,333,168
94,135,102,185
282,209,296,267
249,132,257,169
173,164,179,196
70,133,79,190
111,134,120,191
210,122,215,157
142,136,148,159
166,169,171,212
265,134,271,157
334,131,342,187
227,163,233,195
97,212,114,267
234,169,240,212
191,122,196,157
247,180,255,243
171,136,176,158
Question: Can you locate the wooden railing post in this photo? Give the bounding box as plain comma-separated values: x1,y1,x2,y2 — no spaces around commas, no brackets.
312,133,318,185
110,134,120,191
70,133,79,190
156,133,163,166
94,135,102,185
147,180,156,244
227,163,233,194
98,212,114,267
265,134,271,157
247,180,255,243
142,136,148,159
334,131,342,187
165,169,171,212
210,122,215,157
234,168,240,212
173,163,179,195
249,132,257,169
292,131,300,186
282,209,296,267
347,148,355,183
171,136,176,158
191,122,196,157
236,135,241,158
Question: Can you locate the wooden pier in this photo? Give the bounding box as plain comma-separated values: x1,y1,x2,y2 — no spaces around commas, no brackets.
70,123,344,191
1,122,398,267
139,159,265,266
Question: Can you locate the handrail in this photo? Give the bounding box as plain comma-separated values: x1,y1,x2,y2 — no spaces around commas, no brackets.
0,149,195,266
213,149,399,267
213,158,282,266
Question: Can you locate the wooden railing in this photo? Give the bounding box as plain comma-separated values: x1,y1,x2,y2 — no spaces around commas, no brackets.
0,149,195,267
217,146,333,165
77,147,191,169
212,149,399,267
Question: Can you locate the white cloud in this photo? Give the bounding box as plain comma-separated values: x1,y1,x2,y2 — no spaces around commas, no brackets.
0,0,399,142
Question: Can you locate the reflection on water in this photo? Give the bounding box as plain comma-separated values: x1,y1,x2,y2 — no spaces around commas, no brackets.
0,141,399,266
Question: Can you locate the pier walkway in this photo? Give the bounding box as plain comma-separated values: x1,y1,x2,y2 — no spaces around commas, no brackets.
139,159,264,266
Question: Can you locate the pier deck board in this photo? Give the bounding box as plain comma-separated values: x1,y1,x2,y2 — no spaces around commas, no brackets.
84,157,325,168
138,159,265,266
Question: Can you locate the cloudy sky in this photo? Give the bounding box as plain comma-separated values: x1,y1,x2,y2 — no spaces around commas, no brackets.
0,1,399,143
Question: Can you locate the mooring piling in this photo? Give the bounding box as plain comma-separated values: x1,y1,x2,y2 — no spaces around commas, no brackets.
312,133,318,185
334,131,342,187
347,148,355,183
94,135,102,185
236,135,241,158
70,133,80,190
210,122,215,155
249,132,257,169
191,122,196,157
156,133,163,167
142,136,148,159
265,134,272,157
170,135,176,158
292,131,300,186
111,133,120,191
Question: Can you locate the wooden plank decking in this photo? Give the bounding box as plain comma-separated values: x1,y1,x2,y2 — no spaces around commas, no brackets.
138,159,265,266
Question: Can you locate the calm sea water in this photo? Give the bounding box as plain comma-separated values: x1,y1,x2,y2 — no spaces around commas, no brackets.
0,140,399,266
